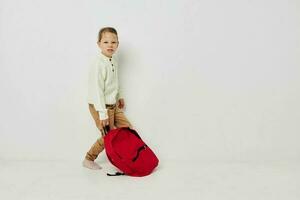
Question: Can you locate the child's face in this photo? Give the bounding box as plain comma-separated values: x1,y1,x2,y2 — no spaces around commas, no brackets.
97,32,119,58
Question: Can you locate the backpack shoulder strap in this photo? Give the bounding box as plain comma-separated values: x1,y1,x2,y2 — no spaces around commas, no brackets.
107,172,125,176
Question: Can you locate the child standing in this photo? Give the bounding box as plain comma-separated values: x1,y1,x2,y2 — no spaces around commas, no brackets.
83,27,132,170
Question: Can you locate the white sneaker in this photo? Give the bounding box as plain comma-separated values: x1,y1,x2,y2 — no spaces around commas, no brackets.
82,159,102,170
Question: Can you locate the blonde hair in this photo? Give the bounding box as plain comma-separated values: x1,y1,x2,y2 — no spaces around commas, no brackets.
97,27,118,42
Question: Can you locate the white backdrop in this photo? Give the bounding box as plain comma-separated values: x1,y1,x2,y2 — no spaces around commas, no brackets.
0,0,299,162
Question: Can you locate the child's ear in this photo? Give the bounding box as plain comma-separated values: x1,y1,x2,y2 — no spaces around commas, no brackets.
97,41,101,47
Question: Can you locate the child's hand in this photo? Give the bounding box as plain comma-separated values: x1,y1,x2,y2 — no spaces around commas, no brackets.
118,98,125,109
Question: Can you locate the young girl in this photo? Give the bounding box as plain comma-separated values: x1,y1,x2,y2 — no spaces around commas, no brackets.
83,27,132,170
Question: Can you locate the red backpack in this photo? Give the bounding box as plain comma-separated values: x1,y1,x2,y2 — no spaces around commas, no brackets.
103,127,159,177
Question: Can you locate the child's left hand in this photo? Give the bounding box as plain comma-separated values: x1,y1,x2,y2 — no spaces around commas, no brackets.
118,98,125,109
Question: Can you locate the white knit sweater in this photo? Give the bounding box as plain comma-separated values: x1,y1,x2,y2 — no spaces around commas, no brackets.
87,53,122,120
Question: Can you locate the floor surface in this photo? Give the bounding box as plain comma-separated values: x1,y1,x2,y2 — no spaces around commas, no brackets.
0,159,299,200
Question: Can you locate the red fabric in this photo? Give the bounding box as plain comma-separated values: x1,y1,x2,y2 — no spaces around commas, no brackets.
104,128,159,177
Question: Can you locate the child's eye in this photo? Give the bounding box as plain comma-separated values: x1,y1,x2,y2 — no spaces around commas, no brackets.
112,42,116,44
104,42,108,43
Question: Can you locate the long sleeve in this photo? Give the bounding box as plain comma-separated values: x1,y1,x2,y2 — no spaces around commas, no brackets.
116,71,123,100
117,86,123,100
87,61,108,120
115,59,123,100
